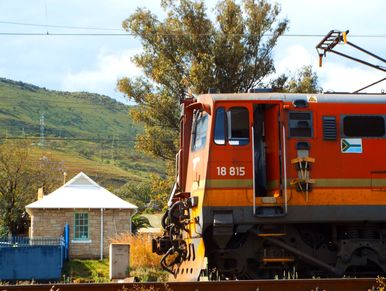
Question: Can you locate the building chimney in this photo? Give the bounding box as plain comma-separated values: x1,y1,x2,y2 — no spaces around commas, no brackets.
37,187,44,200
63,171,68,185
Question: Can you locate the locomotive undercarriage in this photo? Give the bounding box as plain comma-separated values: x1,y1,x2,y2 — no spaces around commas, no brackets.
206,222,386,279
152,198,386,280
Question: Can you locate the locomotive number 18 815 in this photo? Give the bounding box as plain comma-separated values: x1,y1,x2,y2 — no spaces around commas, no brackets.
216,166,246,176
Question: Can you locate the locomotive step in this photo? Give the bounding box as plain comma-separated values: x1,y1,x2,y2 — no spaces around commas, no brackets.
255,206,285,217
257,233,286,237
262,257,294,263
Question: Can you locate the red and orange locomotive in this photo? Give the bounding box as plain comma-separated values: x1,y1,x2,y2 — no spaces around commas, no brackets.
152,91,386,281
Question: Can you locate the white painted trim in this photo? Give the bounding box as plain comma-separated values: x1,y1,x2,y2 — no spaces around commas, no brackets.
100,208,104,260
71,240,92,244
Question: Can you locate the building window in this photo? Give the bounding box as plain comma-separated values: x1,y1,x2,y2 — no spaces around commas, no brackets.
191,111,208,152
343,115,385,137
74,212,89,240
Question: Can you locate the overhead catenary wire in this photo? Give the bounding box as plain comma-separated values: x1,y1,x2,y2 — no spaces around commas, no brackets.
0,21,385,38
0,21,124,31
0,31,386,38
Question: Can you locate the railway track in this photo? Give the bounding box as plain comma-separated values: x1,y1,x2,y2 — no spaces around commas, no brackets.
0,278,380,291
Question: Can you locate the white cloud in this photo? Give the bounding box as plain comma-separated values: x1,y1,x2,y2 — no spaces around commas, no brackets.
270,43,386,94
61,48,142,99
317,63,386,93
275,44,314,76
2,0,385,100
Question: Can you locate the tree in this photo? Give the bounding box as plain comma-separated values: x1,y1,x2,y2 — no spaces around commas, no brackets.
118,0,288,162
131,213,152,234
0,141,64,236
116,180,152,213
270,65,322,93
116,174,173,213
35,155,66,194
0,141,31,236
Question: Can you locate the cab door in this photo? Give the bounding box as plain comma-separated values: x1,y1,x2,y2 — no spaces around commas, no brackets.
252,102,287,216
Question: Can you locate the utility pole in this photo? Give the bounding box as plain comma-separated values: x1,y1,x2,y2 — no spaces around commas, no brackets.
39,113,45,146
111,134,115,161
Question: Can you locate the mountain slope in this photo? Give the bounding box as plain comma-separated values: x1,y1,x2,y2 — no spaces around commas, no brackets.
0,78,164,186
0,78,137,139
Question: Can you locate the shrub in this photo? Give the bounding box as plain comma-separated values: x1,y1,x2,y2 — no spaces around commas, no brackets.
110,233,168,282
111,233,160,269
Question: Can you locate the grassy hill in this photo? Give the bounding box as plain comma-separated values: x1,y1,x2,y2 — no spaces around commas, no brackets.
0,78,137,139
0,77,165,187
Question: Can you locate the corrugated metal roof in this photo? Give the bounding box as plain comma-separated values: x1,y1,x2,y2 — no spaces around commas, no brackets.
26,172,137,210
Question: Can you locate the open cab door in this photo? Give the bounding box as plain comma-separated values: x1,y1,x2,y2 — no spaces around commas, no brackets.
252,102,287,217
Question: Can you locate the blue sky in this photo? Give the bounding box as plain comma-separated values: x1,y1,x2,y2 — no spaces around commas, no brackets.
0,0,385,103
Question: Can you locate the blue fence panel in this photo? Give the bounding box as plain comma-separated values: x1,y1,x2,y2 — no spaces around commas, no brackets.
63,223,69,261
0,236,63,246
0,237,64,281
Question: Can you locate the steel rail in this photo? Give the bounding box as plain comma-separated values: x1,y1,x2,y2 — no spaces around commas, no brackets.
0,278,379,291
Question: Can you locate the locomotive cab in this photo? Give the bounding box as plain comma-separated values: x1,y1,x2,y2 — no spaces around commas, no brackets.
210,101,286,215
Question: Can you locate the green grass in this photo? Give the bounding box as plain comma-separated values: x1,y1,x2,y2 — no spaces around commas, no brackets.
62,259,110,283
61,259,168,283
31,143,164,187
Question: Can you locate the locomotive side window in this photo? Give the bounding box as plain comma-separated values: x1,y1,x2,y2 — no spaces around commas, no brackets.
191,111,208,151
343,115,385,137
213,106,250,146
288,111,313,138
227,107,250,145
214,107,226,145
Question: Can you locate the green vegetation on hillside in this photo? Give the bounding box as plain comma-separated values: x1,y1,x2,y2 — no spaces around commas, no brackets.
0,77,166,187
0,78,137,139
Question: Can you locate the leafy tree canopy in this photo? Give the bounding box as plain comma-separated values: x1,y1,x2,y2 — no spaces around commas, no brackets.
116,174,173,213
270,65,322,93
131,213,152,234
118,0,288,162
0,141,64,235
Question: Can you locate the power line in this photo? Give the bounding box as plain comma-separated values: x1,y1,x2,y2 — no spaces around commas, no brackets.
0,100,131,109
2,136,137,142
0,32,129,36
0,94,132,108
0,32,386,38
0,22,385,38
1,136,174,142
0,21,123,31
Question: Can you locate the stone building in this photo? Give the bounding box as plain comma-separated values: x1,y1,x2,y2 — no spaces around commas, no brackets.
26,172,137,259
